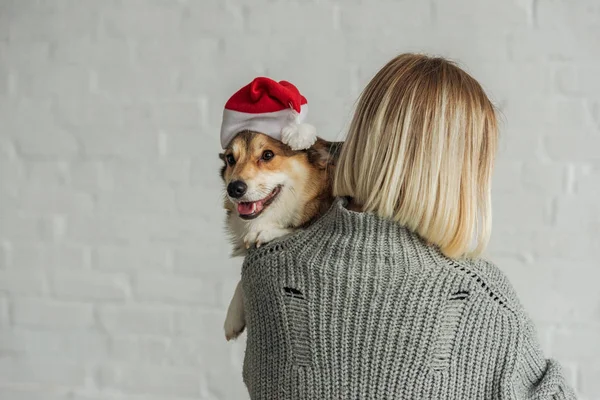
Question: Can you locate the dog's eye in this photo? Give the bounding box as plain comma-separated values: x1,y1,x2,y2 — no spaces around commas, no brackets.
262,150,274,161
225,154,236,165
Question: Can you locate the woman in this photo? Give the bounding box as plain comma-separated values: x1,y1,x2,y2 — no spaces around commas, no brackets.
241,54,576,399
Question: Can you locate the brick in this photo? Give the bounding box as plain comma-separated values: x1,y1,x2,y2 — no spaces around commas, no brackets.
497,257,572,324
435,0,528,28
70,394,208,400
164,131,214,157
0,297,8,326
15,63,91,99
14,127,79,158
489,228,597,261
145,159,191,186
66,214,149,245
492,160,523,194
545,135,600,163
98,364,202,397
0,158,25,190
17,185,95,213
51,37,133,69
554,196,600,233
0,135,17,159
134,273,219,305
122,101,203,129
550,326,600,362
52,97,125,128
0,388,70,400
0,40,51,69
504,98,596,137
205,365,250,400
591,101,600,131
536,0,600,30
167,337,219,367
172,247,238,276
12,298,95,329
556,65,600,97
93,66,180,101
176,187,223,215
521,162,567,195
497,129,545,162
172,309,223,338
135,38,218,71
93,245,170,271
0,328,109,360
0,242,8,269
181,0,245,36
247,3,335,34
580,362,600,398
493,192,551,231
475,62,561,99
51,270,130,301
98,305,173,335
508,28,598,62
0,269,47,295
96,186,175,215
68,161,106,193
25,160,69,186
544,260,600,323
573,166,600,197
5,1,98,41
190,158,224,187
0,358,86,387
99,0,185,40
94,159,143,190
80,130,159,160
143,215,222,247
109,336,169,364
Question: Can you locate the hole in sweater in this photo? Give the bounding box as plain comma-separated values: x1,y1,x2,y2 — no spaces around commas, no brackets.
450,290,469,300
448,260,508,310
431,292,469,371
283,287,311,366
283,287,305,299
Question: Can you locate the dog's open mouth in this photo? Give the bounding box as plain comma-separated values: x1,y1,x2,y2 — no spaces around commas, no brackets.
237,186,282,220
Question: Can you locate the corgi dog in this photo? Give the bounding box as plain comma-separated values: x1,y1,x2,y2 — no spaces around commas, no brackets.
220,131,341,340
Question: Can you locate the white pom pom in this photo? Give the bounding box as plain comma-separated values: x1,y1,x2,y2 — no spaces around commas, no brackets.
281,123,317,150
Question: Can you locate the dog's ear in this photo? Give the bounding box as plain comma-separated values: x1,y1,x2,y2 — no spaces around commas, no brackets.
307,139,344,169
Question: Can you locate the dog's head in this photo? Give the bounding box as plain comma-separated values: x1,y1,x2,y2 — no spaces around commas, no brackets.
220,131,341,226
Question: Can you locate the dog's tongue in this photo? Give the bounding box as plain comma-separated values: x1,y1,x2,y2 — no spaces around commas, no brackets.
237,200,265,216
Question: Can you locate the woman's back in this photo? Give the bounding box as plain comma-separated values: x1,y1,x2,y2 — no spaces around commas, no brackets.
242,198,573,399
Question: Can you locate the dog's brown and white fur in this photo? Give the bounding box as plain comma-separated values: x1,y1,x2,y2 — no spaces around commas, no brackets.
220,131,340,340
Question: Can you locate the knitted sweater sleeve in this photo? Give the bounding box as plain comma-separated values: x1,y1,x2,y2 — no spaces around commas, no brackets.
510,316,577,400
478,261,578,400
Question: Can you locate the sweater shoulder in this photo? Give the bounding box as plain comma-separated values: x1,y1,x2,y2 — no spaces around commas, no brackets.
459,257,525,315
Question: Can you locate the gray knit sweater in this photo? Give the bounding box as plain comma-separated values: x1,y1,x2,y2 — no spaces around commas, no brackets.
241,198,576,400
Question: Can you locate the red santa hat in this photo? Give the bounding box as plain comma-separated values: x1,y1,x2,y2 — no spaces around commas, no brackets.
220,77,317,150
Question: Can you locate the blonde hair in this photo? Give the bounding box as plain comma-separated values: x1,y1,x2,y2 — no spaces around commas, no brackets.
334,54,498,259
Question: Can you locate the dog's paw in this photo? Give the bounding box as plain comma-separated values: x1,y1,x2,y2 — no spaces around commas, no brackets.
243,230,260,249
224,307,245,341
244,228,294,249
224,316,245,341
255,228,293,247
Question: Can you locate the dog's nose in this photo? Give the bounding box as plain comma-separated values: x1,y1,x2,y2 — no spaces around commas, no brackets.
227,180,247,198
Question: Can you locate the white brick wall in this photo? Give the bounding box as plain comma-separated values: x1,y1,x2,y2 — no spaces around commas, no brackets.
0,0,598,399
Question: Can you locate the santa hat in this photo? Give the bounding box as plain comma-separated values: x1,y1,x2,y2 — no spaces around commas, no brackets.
220,77,317,150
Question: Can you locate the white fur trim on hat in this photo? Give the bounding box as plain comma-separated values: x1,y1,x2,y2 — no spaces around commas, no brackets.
221,104,313,149
281,121,317,150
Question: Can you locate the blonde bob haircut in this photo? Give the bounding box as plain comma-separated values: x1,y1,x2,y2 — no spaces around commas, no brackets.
334,53,498,259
